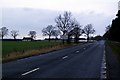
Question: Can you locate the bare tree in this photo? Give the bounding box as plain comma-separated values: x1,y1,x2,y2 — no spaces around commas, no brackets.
28,31,36,39
72,27,83,43
42,25,55,41
67,19,83,43
11,30,19,39
84,24,95,41
72,19,83,43
0,27,8,39
52,29,61,39
55,11,73,43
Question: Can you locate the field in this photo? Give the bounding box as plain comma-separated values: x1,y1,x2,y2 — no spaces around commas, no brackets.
107,41,120,62
2,41,61,57
2,40,88,62
2,40,81,62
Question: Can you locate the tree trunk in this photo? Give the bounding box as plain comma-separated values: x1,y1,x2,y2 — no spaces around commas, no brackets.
67,34,71,44
14,36,16,40
62,38,64,44
87,34,89,42
62,32,65,44
75,35,79,43
2,35,3,40
31,36,34,40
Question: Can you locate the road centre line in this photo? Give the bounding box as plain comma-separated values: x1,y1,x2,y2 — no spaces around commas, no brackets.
21,68,39,76
76,51,79,53
62,56,68,59
104,50,105,54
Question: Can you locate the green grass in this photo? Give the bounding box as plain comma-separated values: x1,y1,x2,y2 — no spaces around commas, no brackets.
107,41,120,62
2,41,61,57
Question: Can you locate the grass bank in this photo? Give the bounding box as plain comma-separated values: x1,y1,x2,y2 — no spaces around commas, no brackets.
2,41,82,63
106,41,120,62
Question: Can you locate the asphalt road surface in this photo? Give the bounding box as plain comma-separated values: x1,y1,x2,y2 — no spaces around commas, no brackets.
2,40,106,79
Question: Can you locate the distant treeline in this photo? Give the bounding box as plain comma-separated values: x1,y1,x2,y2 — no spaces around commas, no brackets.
0,11,97,44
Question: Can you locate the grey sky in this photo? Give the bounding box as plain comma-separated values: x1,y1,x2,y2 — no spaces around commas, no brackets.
1,0,119,39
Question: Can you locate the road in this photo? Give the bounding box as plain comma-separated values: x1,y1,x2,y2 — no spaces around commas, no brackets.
2,40,106,79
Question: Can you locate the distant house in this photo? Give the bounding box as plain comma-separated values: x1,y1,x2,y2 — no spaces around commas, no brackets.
22,37,33,41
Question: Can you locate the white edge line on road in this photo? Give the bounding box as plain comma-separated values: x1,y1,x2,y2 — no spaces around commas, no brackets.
62,56,68,59
21,68,39,76
100,46,107,79
104,50,105,54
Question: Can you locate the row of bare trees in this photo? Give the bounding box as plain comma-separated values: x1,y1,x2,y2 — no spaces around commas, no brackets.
0,27,36,40
0,11,95,42
42,11,95,43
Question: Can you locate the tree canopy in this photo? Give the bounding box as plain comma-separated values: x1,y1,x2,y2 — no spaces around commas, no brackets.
0,27,8,39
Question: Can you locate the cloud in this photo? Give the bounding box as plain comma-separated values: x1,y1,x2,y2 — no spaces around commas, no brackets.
1,0,118,15
2,8,115,39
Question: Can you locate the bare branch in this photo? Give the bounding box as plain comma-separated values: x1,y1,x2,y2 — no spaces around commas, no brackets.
11,30,19,39
84,24,95,41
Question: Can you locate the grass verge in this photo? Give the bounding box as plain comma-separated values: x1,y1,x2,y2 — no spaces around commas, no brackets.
106,41,120,63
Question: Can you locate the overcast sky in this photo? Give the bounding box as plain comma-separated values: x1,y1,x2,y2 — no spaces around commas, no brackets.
1,0,119,39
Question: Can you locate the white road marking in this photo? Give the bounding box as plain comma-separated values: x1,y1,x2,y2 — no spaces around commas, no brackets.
103,67,107,70
104,62,106,65
101,71,107,74
76,51,79,53
101,63,106,68
22,68,39,76
104,50,105,54
100,47,107,79
101,74,107,79
62,56,68,59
